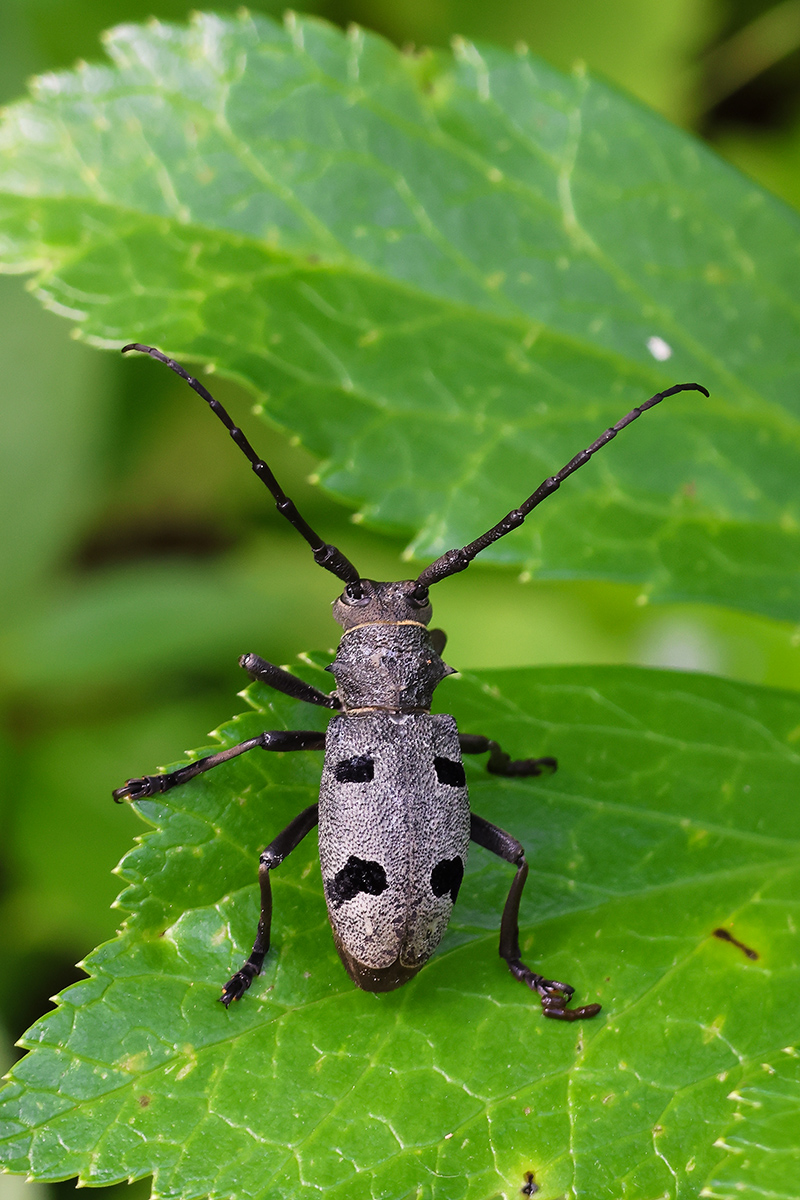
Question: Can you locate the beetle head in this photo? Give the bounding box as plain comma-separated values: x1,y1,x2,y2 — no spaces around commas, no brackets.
332,579,432,630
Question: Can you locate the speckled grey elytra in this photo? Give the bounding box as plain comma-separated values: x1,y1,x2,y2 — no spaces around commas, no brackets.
320,710,470,987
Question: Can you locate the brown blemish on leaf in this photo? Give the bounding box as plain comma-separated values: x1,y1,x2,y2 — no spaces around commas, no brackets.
521,1171,539,1195
713,927,758,960
138,1095,151,1108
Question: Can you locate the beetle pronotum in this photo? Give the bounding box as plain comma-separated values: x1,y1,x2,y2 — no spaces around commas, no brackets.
114,343,707,1020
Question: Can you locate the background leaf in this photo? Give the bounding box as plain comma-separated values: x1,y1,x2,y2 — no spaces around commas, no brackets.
0,12,799,618
2,662,798,1200
0,277,110,614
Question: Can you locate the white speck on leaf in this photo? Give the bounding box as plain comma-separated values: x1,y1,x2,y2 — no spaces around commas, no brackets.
647,336,673,361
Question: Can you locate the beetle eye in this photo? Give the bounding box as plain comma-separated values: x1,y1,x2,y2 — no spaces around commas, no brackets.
344,581,368,604
408,585,429,608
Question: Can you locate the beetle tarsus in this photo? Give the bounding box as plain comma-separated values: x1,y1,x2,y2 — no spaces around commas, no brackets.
458,735,556,777
540,1000,603,1022
507,958,573,1000
220,959,263,1007
508,960,600,1020
112,775,164,803
490,754,557,777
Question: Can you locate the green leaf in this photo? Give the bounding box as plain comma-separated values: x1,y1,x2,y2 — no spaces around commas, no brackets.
0,13,798,619
2,662,799,1199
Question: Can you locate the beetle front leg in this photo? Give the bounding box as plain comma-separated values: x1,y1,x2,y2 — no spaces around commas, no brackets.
459,733,556,777
240,653,340,709
470,813,600,1021
113,729,326,802
221,803,319,1006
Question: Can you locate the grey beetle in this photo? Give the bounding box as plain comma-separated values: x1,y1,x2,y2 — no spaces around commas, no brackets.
114,344,707,1020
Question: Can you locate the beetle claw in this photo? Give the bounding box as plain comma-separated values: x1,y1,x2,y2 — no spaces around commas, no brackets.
220,962,260,1007
508,959,600,1020
538,978,574,1000
219,974,250,1007
112,776,160,803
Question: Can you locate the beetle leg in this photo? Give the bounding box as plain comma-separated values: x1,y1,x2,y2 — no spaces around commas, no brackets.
428,628,448,656
240,653,340,709
112,729,326,802
221,803,320,1006
470,813,601,1021
459,733,556,777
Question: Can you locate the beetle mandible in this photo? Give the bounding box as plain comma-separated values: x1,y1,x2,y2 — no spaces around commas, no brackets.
113,343,708,1020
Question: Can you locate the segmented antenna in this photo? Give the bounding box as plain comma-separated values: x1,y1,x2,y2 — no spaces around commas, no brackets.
122,344,360,585
414,381,709,590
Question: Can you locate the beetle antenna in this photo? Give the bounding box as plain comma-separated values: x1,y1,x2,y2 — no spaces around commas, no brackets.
414,381,709,590
122,344,361,585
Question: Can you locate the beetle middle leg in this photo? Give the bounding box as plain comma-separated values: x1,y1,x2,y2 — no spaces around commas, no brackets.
459,733,556,777
470,813,601,1021
221,802,319,1006
113,729,326,801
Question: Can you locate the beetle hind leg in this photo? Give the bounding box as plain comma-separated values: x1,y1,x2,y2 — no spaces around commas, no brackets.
470,813,601,1022
221,803,319,1007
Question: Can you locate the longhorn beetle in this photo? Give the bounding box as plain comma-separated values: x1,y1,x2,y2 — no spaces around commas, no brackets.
114,343,708,1020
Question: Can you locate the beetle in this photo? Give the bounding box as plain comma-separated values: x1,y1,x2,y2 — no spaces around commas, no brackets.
113,343,708,1020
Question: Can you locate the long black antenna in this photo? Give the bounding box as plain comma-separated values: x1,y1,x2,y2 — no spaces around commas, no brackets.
122,344,360,585
415,381,709,590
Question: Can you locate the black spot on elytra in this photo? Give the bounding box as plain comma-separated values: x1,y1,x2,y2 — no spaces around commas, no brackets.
431,856,464,902
335,755,374,783
327,856,387,907
434,756,466,787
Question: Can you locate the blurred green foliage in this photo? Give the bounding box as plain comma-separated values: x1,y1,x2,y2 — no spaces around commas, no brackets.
1,2,800,1198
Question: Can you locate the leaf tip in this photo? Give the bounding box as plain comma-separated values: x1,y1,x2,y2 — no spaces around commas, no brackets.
450,35,467,60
